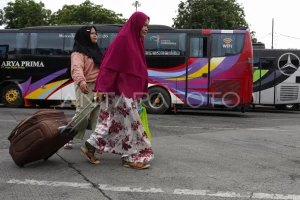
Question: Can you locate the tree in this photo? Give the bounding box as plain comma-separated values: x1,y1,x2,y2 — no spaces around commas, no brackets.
0,10,4,25
251,31,258,43
50,0,126,25
0,0,51,29
172,0,248,30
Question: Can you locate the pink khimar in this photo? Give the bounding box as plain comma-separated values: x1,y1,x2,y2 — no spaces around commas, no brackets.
93,12,149,99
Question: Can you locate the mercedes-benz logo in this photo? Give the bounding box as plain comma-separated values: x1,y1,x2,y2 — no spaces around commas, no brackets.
278,52,300,76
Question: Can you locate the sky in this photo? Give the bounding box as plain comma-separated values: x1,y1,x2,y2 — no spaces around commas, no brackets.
0,0,300,49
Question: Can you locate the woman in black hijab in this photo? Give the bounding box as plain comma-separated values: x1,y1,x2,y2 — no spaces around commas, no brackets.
72,26,102,66
64,26,102,150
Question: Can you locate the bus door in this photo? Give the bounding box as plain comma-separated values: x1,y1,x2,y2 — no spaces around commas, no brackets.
0,45,8,81
186,35,210,107
257,57,276,104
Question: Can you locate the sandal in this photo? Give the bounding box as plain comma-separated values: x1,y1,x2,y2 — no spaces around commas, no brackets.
80,146,100,164
123,162,150,169
64,141,73,149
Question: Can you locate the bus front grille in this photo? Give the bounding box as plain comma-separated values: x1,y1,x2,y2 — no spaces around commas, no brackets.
280,85,299,101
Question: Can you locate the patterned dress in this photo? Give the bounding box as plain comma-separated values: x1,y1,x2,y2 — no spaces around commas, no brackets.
87,94,154,163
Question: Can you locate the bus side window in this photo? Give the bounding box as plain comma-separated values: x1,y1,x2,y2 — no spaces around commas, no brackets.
16,33,29,54
261,59,274,70
211,34,245,57
63,33,76,55
29,33,64,55
98,33,115,53
178,33,187,56
144,33,185,56
64,32,115,55
0,46,7,59
189,37,207,57
0,33,17,54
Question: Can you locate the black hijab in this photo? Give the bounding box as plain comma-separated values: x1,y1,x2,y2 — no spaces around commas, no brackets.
72,26,102,67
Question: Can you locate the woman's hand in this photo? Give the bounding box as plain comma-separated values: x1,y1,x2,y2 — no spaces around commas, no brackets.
96,92,105,103
79,81,89,94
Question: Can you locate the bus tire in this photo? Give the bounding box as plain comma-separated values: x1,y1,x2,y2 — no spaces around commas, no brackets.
1,84,24,108
144,87,171,114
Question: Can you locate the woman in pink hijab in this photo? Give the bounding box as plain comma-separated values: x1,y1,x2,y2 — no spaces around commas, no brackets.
80,12,154,169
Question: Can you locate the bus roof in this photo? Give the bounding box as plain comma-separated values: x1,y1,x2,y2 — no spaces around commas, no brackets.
19,24,174,31
0,24,248,34
254,48,300,52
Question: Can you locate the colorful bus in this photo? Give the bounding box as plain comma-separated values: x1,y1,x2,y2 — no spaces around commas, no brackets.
252,44,300,110
0,25,253,114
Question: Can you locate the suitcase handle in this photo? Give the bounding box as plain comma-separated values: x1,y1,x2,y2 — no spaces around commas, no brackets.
57,96,100,136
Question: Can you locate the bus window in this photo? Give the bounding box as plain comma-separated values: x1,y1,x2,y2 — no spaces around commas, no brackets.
0,45,7,59
261,59,274,70
0,33,17,54
211,34,245,57
63,32,116,54
111,33,118,41
98,33,111,52
29,33,64,55
179,33,186,56
144,33,186,56
63,33,76,55
97,33,118,52
189,37,207,57
16,33,29,54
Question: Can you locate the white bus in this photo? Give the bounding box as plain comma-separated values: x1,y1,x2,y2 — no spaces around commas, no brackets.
252,44,300,110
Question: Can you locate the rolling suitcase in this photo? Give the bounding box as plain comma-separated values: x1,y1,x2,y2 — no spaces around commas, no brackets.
8,97,99,167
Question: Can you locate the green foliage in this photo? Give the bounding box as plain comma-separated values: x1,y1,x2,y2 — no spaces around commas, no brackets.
0,0,126,29
172,0,248,30
0,10,4,25
172,0,259,43
251,31,258,43
49,0,126,25
0,0,51,29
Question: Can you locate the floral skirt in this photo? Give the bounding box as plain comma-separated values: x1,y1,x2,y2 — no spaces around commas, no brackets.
87,95,154,163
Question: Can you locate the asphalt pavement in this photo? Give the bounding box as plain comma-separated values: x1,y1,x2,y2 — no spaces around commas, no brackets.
0,105,300,200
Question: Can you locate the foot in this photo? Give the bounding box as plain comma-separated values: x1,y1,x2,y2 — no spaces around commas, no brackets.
123,162,150,169
80,146,100,164
64,141,73,149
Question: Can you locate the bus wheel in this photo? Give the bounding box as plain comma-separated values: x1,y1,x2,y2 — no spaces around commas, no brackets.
1,84,24,108
144,87,171,114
